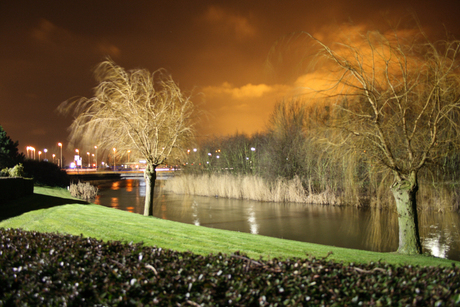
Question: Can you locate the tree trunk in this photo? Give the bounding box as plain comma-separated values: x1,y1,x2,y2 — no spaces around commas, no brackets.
390,173,422,254
143,163,157,216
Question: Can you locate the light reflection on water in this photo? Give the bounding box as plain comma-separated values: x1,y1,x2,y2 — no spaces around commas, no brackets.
93,179,460,261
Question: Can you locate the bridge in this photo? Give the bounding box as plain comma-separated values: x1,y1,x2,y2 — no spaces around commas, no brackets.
67,169,176,182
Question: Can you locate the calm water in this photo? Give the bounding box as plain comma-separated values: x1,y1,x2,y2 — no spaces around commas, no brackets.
93,179,460,261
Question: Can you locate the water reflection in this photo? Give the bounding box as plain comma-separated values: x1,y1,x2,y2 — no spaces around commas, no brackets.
247,205,259,234
110,197,118,209
93,179,460,261
192,201,200,226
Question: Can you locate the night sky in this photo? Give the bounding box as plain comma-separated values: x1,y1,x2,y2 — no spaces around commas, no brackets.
1,0,460,163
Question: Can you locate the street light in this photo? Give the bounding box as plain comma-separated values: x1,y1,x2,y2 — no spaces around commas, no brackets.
113,148,116,171
58,142,62,168
27,146,36,159
75,149,80,169
52,153,56,164
94,146,98,170
38,151,42,160
44,148,48,161
26,146,34,159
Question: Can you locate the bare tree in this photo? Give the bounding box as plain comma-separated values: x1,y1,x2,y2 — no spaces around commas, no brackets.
306,27,460,254
59,59,197,216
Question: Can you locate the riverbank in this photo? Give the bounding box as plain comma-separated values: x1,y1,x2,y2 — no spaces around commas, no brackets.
0,186,458,267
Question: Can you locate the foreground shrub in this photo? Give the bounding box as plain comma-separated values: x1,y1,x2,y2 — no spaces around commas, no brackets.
1,228,459,306
0,167,8,177
8,163,25,177
0,163,25,178
69,181,98,200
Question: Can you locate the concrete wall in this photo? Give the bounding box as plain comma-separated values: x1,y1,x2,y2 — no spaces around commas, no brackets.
0,178,34,203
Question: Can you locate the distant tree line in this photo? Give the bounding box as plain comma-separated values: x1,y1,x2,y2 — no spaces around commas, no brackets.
183,99,460,210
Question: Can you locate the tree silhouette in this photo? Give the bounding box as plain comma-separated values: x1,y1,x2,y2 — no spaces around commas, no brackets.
0,125,24,169
307,27,460,254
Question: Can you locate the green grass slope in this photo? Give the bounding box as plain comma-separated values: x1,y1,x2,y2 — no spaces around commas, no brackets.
0,186,458,267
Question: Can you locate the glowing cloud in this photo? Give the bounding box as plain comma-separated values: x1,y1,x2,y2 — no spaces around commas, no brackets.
201,5,257,39
201,82,291,136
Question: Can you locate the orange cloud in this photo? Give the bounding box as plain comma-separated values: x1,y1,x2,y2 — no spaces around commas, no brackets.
291,24,426,99
96,42,122,58
200,82,291,136
31,19,73,45
203,82,287,100
201,6,256,39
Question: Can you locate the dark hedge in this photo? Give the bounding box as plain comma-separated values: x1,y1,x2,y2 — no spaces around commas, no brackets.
1,228,459,306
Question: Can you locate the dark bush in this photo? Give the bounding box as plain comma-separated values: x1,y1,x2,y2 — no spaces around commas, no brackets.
1,228,459,306
22,160,69,187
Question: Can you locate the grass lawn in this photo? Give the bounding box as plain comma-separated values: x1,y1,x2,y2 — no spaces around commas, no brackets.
1,186,458,267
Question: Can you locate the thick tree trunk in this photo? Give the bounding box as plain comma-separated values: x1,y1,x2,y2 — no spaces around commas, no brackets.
390,173,422,254
143,163,157,216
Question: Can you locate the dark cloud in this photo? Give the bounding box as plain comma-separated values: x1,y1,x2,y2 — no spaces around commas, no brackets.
1,0,459,163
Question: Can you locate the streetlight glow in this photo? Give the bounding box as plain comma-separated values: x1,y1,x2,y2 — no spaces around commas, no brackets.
94,146,98,169
113,148,116,171
58,142,63,168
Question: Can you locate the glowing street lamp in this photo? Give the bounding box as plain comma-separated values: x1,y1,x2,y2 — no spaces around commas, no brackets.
44,148,48,161
94,146,98,169
75,149,80,169
58,142,62,168
113,148,116,171
38,151,42,161
27,146,35,160
52,154,56,164
26,146,35,159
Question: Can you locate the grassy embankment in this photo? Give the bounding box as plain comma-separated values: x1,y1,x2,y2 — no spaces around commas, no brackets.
0,186,458,267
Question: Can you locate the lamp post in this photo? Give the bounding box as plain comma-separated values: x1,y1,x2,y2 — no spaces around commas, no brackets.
38,151,42,161
52,154,56,164
44,148,48,161
113,148,116,171
75,149,79,169
27,147,36,159
87,152,90,168
58,142,62,168
94,146,98,170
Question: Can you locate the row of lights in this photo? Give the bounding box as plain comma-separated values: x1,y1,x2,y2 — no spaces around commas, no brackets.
188,147,256,162
73,147,132,171
26,142,64,168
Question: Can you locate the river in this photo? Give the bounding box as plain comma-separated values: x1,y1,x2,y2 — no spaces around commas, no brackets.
92,179,460,261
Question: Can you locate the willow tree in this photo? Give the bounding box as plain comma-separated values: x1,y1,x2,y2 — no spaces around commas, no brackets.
59,59,196,216
304,28,460,254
